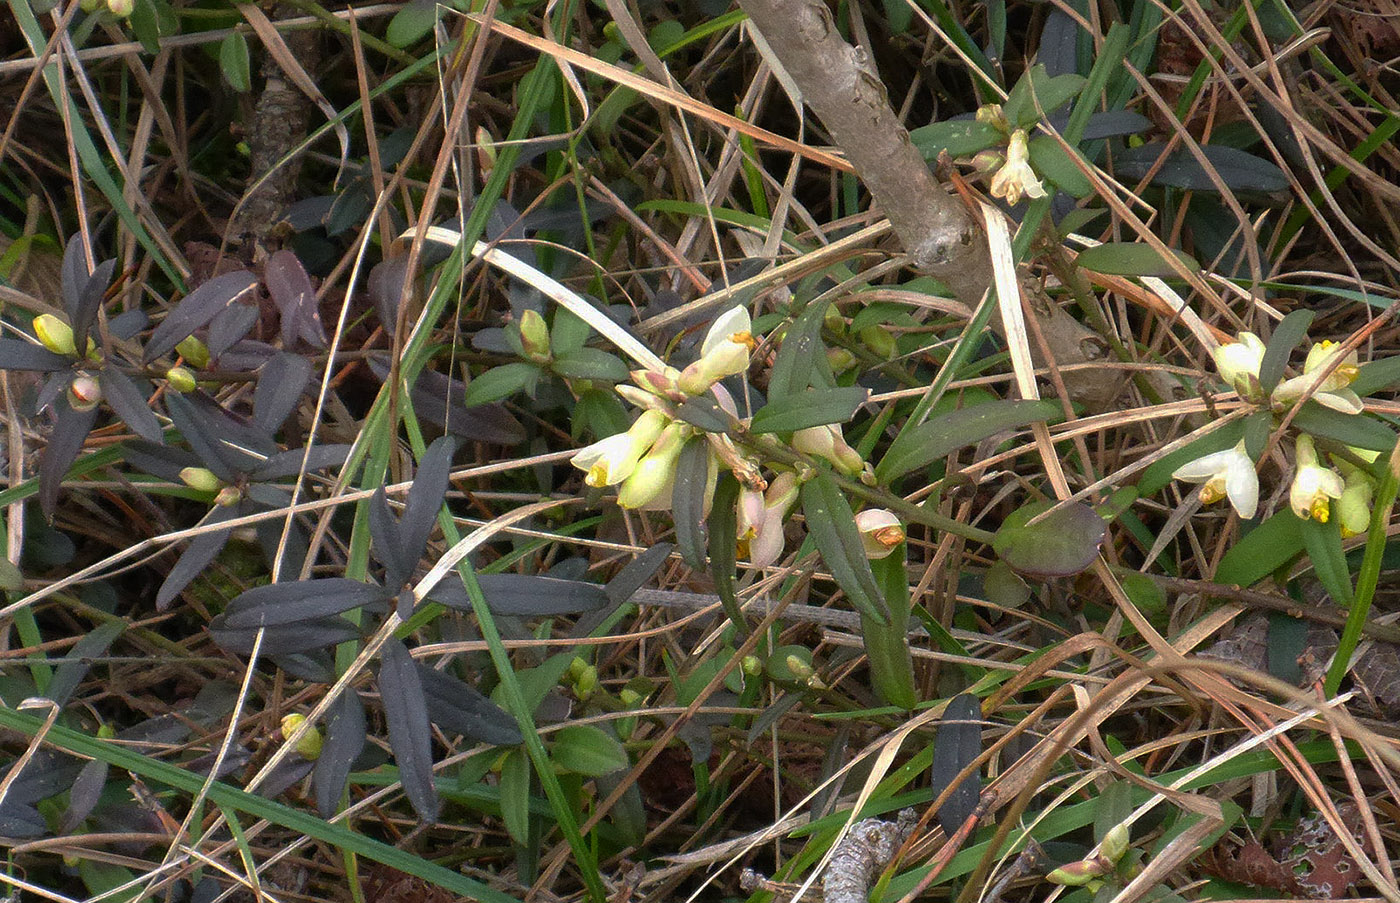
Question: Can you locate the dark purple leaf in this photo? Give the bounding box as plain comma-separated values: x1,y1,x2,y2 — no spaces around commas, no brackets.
379,639,440,822
221,578,390,628
0,801,47,838
672,437,710,569
250,444,351,481
1113,143,1289,192
428,573,609,616
0,338,71,372
399,437,455,565
315,690,367,817
123,441,197,481
108,309,148,340
209,618,362,655
99,368,162,442
156,505,240,610
39,401,99,519
416,663,522,746
260,758,316,798
145,271,259,363
164,392,269,479
368,257,411,336
71,258,117,352
932,693,982,834
253,352,312,433
60,235,87,318
46,620,125,707
264,250,326,348
992,501,1107,579
273,651,336,682
369,488,410,588
60,758,109,832
244,483,292,510
1257,309,1314,394
206,303,260,361
254,514,309,583
604,543,672,607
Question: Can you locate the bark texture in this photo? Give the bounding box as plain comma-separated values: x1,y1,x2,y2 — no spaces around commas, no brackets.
739,0,1116,409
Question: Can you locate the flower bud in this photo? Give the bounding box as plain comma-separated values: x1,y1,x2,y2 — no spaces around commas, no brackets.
1213,332,1266,402
280,713,323,760
619,686,643,707
107,0,134,17
976,103,1010,133
1100,823,1130,864
475,126,498,175
572,663,598,700
631,367,686,402
793,424,864,476
34,314,76,356
1337,471,1375,539
518,310,551,364
678,306,755,396
1047,859,1108,886
166,365,197,393
826,347,856,374
855,509,904,559
617,421,686,509
67,375,101,412
858,324,897,359
179,467,224,492
214,486,243,507
175,335,210,369
741,654,762,677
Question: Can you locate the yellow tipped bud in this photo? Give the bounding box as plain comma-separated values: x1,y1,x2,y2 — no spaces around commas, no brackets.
34,314,76,355
518,310,551,364
1100,823,1130,864
280,713,323,760
175,335,210,369
166,366,197,393
179,467,223,492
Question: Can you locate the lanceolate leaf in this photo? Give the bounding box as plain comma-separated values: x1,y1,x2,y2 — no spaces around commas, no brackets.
156,505,240,610
0,339,71,372
315,690,367,817
429,574,609,616
672,437,711,569
1074,242,1200,277
768,301,834,399
498,749,532,846
932,693,982,835
209,619,362,656
99,368,162,442
263,250,326,348
800,472,890,625
1258,309,1314,394
1216,510,1304,587
369,488,410,588
706,474,744,629
416,664,523,746
748,386,869,434
675,396,731,433
1291,403,1396,452
550,724,628,776
253,352,313,433
221,578,390,628
144,271,260,363
39,401,99,519
400,437,455,566
379,639,440,822
1299,517,1354,606
604,542,673,608
46,621,125,708
71,258,117,353
878,399,1062,481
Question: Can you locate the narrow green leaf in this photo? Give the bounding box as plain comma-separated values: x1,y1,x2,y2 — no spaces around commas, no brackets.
672,437,711,570
910,119,1003,160
877,399,1062,482
749,386,869,434
931,693,982,834
462,362,540,407
1353,356,1400,397
1257,309,1314,394
800,473,890,625
1003,67,1087,126
551,348,628,382
1074,243,1199,277
1291,403,1396,452
706,474,745,629
1028,136,1093,198
767,301,831,399
551,725,628,776
993,502,1106,578
219,33,251,93
1300,516,1354,606
499,749,532,846
1215,510,1304,587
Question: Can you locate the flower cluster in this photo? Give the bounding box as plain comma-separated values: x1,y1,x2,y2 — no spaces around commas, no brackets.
570,307,904,567
1173,332,1373,531
974,105,1048,206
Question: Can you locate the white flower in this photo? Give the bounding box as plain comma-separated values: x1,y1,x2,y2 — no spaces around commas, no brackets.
1272,340,1362,414
988,130,1047,205
793,424,864,476
617,421,687,509
678,306,755,396
1289,434,1345,523
1172,440,1258,519
571,410,668,488
746,472,800,568
1213,332,1266,402
854,509,905,559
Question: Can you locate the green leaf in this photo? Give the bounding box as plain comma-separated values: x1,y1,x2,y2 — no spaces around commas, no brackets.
219,33,251,93
672,437,711,570
749,386,869,434
1257,309,1313,394
499,749,532,846
1291,403,1396,452
0,556,21,592
1354,356,1400,397
910,119,1003,161
675,396,732,433
706,474,745,629
550,307,592,357
1028,136,1093,198
386,0,437,47
768,301,834,399
1215,510,1304,587
993,501,1106,578
1075,243,1199,277
551,725,628,776
462,362,540,407
1300,516,1354,606
551,348,628,382
800,473,890,625
1003,67,1087,126
127,0,162,54
864,553,917,708
877,399,1062,482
